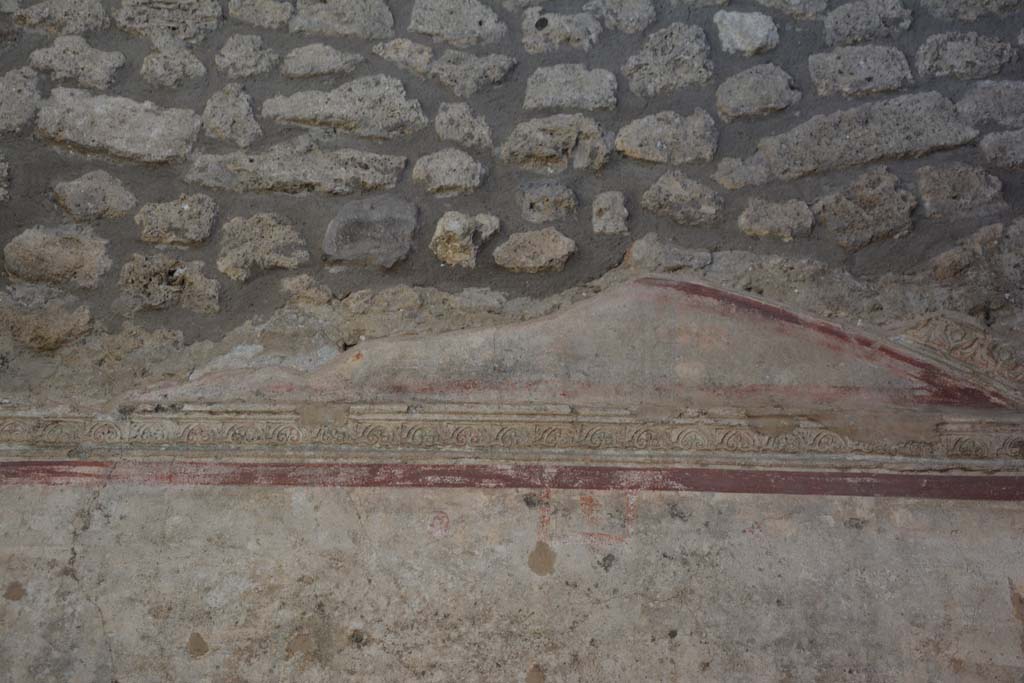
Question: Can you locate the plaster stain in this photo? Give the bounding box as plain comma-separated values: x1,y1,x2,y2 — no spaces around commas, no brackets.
186,631,209,658
528,540,556,576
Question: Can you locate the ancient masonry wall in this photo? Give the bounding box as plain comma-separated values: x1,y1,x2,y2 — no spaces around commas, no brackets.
0,0,1022,403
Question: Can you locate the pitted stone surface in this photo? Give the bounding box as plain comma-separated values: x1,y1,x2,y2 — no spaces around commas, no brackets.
215,34,278,78
592,191,629,234
738,198,815,241
915,163,1007,218
14,0,107,35
409,0,507,48
812,167,917,251
712,11,778,56
430,211,500,268
583,0,656,33
500,114,612,173
623,233,712,270
288,0,393,39
0,67,40,133
434,102,491,149
715,64,801,121
427,49,516,97
117,253,219,314
281,44,363,78
53,170,136,221
522,8,602,54
524,64,617,112
3,225,110,288
324,196,417,269
956,80,1024,127
114,0,222,43
519,181,578,223
615,110,717,165
202,83,261,148
916,32,1016,80
217,213,310,281
493,228,577,272
642,172,723,226
809,46,913,97
140,38,206,87
0,284,92,350
754,0,828,18
229,0,293,29
28,36,125,89
135,194,217,246
921,0,1022,21
623,23,712,97
979,129,1024,167
824,0,912,46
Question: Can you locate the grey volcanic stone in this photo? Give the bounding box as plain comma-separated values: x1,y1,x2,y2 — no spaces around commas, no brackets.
114,0,222,43
615,110,717,165
524,64,617,111
956,80,1024,127
824,0,911,46
215,34,278,78
53,170,136,221
718,92,978,186
37,88,201,163
412,148,486,196
583,0,655,33
140,37,206,87
14,0,107,35
202,83,262,148
921,0,1022,20
713,11,778,56
753,0,827,18
979,129,1024,168
3,225,110,288
738,198,814,241
522,8,602,54
324,196,417,269
500,114,612,173
281,44,363,78
261,75,426,139
117,253,219,314
812,167,917,251
217,213,309,281
229,0,292,29
809,46,913,97
641,172,723,226
430,211,500,267
434,103,491,149
716,64,801,122
623,23,712,97
592,191,628,235
428,49,516,97
409,0,506,48
519,181,577,223
713,155,772,189
915,163,1007,218
29,36,125,89
187,138,405,195
373,38,433,74
0,67,40,133
135,194,217,246
493,228,576,273
0,155,10,202
916,32,1015,80
289,0,393,39
623,233,712,271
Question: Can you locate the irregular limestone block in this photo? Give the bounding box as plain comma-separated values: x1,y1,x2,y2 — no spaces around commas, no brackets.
0,284,92,350
712,11,778,56
716,64,800,122
36,88,201,163
583,0,655,33
812,167,916,251
956,80,1024,127
500,114,612,173
281,44,363,78
430,211,500,267
228,0,293,29
809,45,913,97
412,148,485,196
915,163,1007,218
217,213,309,281
261,75,426,139
323,196,417,269
114,0,222,43
524,64,617,111
289,0,393,39
3,225,110,288
281,274,332,305
921,0,1022,21
753,0,827,17
409,0,507,48
0,67,41,133
186,139,405,195
53,170,136,221
522,8,601,54
28,36,125,89
623,23,712,97
428,49,516,97
824,0,911,46
117,254,219,314
203,83,262,148
738,198,814,241
615,110,717,165
135,194,217,245
622,233,712,271
979,129,1024,168
592,191,628,235
641,172,722,226
519,181,577,223
916,32,1016,80
215,34,278,78
434,102,491,149
493,228,576,273
373,38,433,74
14,0,107,35
140,38,206,87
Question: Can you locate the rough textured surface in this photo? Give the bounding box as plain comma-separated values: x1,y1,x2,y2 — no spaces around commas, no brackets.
3,225,110,288
0,66,39,133
288,0,394,39
824,0,912,46
980,127,1024,167
52,170,136,222
592,190,629,234
500,114,612,172
713,11,779,55
916,31,1016,79
412,148,485,196
493,228,577,272
623,23,712,96
409,0,506,48
738,198,815,241
28,35,124,89
323,196,418,269
429,211,500,267
808,45,914,97
915,163,1007,218
524,64,617,111
615,110,717,164
813,167,917,251
217,213,309,281
280,43,363,78
520,181,578,223
715,64,801,121
135,194,218,246
202,83,262,148
957,79,1024,127
434,102,491,149
522,8,602,54
642,173,723,226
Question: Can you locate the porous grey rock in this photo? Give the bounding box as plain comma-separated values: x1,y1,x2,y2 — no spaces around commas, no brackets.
0,155,9,202
956,80,1024,127
623,23,712,97
409,0,506,48
434,102,491,149
28,35,125,89
592,191,628,235
428,49,516,97
493,228,576,273
583,0,655,33
0,67,40,133
524,64,617,111
623,233,712,271
824,0,912,46
738,198,814,241
289,0,393,39
921,0,1022,20
614,110,717,165
0,284,92,350
215,34,278,78
324,196,417,269
809,45,913,97
641,172,723,226
715,64,801,122
519,181,577,223
140,37,206,87
114,0,222,43
53,170,136,221
217,213,309,281
718,92,978,186
753,0,828,18
36,88,201,163
373,38,433,74
522,9,601,54
979,128,1024,168
281,44,363,78
3,225,110,288
202,83,262,148
262,75,426,139
430,211,500,267
915,163,1007,218
412,148,486,196
916,32,1015,80
499,114,612,173
117,253,219,314
14,0,107,34
812,167,917,251
229,0,293,29
135,194,217,245
712,11,778,56
187,138,405,194
281,274,332,305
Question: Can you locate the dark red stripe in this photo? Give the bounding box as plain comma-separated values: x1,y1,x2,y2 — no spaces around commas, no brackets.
1,460,1022,500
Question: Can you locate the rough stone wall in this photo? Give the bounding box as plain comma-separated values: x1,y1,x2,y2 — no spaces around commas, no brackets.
0,0,1022,403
